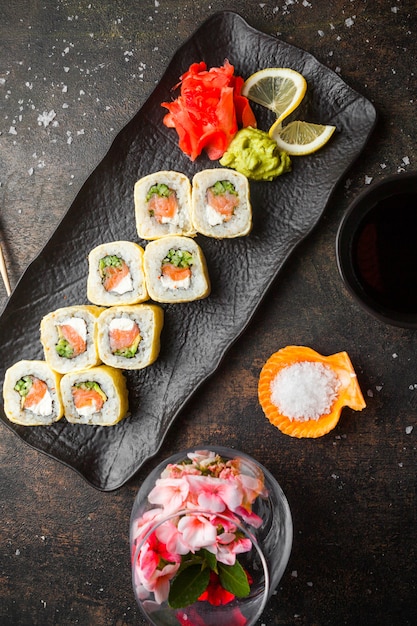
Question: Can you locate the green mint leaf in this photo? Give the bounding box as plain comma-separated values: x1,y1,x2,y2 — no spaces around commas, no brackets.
168,564,210,609
218,560,250,598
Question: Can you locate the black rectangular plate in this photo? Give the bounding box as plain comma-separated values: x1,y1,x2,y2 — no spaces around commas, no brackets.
0,12,376,490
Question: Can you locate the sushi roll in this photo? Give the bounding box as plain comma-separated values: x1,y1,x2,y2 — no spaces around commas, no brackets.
191,168,252,238
87,241,148,306
97,304,164,370
143,235,210,303
134,171,195,240
40,305,104,374
60,365,129,426
3,360,63,426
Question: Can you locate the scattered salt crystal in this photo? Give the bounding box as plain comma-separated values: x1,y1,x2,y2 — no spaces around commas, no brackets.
391,6,399,13
367,389,374,398
62,85,67,93
376,385,383,391
0,78,6,86
331,473,339,479
37,110,56,127
392,353,398,359
307,581,313,587
402,156,410,165
380,163,387,169
398,462,403,468
64,67,70,73
405,426,413,434
28,167,34,176
345,16,356,27
9,126,17,135
270,361,340,421
365,175,373,185
291,570,298,577
15,549,20,555
318,30,325,37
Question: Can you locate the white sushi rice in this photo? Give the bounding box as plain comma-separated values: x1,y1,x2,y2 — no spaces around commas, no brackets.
87,240,148,307
96,304,163,370
40,305,103,374
3,360,63,426
134,171,195,240
191,168,252,238
143,235,210,303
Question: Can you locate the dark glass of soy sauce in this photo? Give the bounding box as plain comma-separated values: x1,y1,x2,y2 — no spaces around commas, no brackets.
337,172,417,327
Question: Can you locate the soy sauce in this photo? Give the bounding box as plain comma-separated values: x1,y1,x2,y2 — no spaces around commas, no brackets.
353,192,417,314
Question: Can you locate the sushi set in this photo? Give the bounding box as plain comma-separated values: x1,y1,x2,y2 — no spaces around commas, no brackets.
0,12,376,489
3,168,251,427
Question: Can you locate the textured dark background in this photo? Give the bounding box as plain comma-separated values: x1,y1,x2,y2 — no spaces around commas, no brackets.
1,1,416,625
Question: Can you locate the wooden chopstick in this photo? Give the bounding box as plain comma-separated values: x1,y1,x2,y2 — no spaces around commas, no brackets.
0,243,11,297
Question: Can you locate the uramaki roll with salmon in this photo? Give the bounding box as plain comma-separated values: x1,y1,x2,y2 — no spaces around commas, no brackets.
40,305,104,374
3,360,63,426
191,168,252,238
134,171,195,240
87,241,148,306
143,235,210,303
97,304,164,370
60,365,128,426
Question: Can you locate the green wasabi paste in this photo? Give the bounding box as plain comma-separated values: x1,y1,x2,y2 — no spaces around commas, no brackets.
220,127,291,182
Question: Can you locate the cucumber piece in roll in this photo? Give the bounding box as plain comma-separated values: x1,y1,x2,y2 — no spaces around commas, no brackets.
97,304,164,370
40,305,104,374
87,241,148,306
3,360,63,426
143,235,210,303
60,365,129,426
134,171,195,240
191,168,252,238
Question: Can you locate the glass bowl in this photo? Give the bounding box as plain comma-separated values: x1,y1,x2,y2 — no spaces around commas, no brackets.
129,445,292,626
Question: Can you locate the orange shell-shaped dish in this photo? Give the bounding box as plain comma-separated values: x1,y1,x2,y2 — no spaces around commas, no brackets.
258,345,366,438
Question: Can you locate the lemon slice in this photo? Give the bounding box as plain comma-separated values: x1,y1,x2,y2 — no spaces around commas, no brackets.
242,68,307,124
269,120,336,156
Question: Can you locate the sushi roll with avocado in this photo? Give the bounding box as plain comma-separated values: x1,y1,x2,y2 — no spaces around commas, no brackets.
143,235,210,303
3,360,63,426
60,365,129,426
191,168,252,238
134,171,195,240
40,305,104,374
87,241,148,307
97,304,164,370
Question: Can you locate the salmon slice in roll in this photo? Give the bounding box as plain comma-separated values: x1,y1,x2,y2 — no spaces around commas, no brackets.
3,360,63,426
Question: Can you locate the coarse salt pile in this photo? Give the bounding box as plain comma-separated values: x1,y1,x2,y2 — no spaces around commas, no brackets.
270,361,341,422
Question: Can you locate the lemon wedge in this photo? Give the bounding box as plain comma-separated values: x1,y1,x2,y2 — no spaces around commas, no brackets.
242,67,307,125
269,120,336,156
